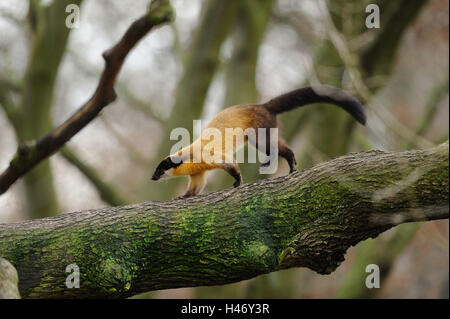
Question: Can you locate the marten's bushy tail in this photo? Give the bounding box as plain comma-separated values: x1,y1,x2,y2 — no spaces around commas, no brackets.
263,85,366,125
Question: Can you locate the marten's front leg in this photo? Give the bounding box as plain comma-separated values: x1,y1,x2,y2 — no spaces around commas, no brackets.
175,172,207,199
221,163,242,188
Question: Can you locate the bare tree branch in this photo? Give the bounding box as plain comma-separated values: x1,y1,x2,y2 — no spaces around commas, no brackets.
0,84,20,131
67,50,164,124
0,143,448,298
0,0,174,195
405,74,449,149
98,115,149,166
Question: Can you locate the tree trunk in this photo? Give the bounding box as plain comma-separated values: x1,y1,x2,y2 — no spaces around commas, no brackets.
16,0,83,219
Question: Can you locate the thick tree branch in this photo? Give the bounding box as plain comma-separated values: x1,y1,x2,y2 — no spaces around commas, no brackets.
0,0,174,195
0,143,448,298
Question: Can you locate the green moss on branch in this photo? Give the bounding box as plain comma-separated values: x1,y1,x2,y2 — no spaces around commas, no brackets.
0,143,448,298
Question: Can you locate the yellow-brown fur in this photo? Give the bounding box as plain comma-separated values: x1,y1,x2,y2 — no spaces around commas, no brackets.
152,85,366,198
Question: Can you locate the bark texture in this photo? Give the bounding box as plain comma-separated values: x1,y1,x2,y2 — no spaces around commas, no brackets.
0,143,448,298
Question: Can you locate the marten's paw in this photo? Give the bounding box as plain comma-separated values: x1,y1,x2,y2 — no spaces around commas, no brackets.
174,193,194,200
289,159,297,174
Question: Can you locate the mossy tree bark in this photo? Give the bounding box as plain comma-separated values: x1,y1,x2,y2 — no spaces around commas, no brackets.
0,142,447,298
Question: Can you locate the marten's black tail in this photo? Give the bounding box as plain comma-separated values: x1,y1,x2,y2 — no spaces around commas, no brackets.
263,85,366,125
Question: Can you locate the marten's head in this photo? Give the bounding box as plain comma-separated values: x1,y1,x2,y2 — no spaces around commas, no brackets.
152,156,183,181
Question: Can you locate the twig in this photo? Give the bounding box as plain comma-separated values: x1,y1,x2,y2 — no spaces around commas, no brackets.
317,0,434,149
68,49,163,123
99,115,149,166
60,147,129,206
405,74,449,149
0,84,20,131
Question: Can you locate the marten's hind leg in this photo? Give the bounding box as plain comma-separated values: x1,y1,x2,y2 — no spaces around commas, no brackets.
278,140,297,173
177,172,207,198
220,163,242,187
248,127,280,174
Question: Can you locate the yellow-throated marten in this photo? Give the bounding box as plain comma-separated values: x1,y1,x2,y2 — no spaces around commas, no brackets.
152,85,366,198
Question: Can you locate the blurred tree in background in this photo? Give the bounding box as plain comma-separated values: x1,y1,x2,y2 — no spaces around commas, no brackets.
0,0,448,298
